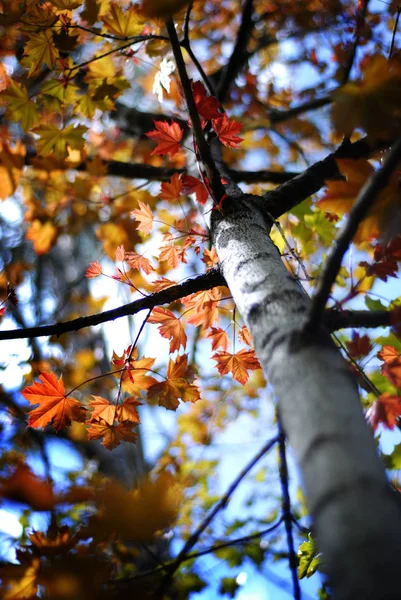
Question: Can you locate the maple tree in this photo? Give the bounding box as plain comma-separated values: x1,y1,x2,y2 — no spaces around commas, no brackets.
1,0,401,598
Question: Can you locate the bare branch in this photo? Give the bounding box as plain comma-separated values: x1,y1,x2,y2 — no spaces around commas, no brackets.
0,268,225,341
306,136,401,332
324,309,392,331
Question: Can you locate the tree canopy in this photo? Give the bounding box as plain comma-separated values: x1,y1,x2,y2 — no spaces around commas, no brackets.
1,0,401,598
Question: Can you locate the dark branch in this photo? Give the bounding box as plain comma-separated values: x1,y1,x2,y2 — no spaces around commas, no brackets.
264,137,389,219
166,18,226,203
217,0,255,102
324,309,392,331
306,136,401,332
0,268,225,341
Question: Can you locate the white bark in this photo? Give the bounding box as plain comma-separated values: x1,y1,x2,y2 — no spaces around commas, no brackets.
211,195,401,600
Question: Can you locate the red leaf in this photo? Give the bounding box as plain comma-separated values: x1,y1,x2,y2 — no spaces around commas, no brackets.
85,260,102,278
367,393,401,431
212,114,244,148
192,81,221,120
181,174,209,205
146,120,183,156
22,372,86,432
346,332,372,359
161,173,183,202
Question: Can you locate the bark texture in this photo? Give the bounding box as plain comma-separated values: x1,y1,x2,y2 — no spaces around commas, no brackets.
211,194,401,600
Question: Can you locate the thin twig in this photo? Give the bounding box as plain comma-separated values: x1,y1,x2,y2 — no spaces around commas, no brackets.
278,423,301,600
389,5,401,59
305,136,401,332
162,435,279,583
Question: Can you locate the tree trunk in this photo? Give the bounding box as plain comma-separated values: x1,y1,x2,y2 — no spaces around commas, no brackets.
211,193,401,600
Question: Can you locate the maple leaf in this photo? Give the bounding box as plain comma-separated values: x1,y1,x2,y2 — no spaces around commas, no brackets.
148,306,187,353
87,421,137,450
22,372,87,432
158,245,187,269
161,173,183,202
207,327,229,351
346,332,372,359
331,54,401,140
213,349,261,385
34,124,88,160
183,288,222,329
0,80,39,132
378,345,401,388
146,120,183,156
148,354,200,410
125,251,155,274
238,325,252,346
181,174,209,205
92,473,182,540
212,114,244,148
151,277,177,292
22,30,60,77
0,465,55,511
115,244,125,262
192,81,221,120
132,200,154,235
88,396,117,426
117,397,141,424
0,140,25,201
50,0,83,8
102,3,144,37
367,393,401,431
202,247,219,268
85,260,103,278
26,220,58,255
112,350,158,395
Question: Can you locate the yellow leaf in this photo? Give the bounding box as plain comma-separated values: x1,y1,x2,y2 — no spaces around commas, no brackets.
102,3,144,37
332,54,401,140
26,220,58,255
0,140,25,201
94,473,183,541
0,80,39,132
34,124,87,159
22,30,60,77
41,77,79,106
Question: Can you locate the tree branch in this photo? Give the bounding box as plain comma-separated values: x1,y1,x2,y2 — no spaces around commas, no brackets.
217,0,255,102
166,18,226,203
324,309,393,331
264,137,389,219
306,136,401,332
0,268,225,341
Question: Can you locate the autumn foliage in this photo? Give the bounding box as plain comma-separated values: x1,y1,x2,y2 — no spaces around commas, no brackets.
0,0,401,597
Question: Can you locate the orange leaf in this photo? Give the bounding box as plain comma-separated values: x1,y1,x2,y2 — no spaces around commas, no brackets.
132,200,154,235
238,325,252,346
181,174,209,205
158,245,187,268
22,372,87,432
115,244,125,262
85,260,103,278
117,396,141,424
0,465,55,511
213,349,261,385
112,350,158,395
88,396,117,426
378,345,400,365
148,354,200,410
146,120,183,156
207,327,229,351
148,306,187,353
212,114,244,148
378,346,401,388
183,288,222,329
87,421,137,450
125,251,155,274
26,220,58,255
0,140,25,201
160,172,183,202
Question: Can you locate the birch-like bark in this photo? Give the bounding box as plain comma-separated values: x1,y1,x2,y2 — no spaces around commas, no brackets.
211,194,401,600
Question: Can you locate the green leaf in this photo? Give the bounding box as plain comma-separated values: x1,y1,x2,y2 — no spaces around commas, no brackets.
219,576,240,598
365,296,387,311
298,534,320,579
